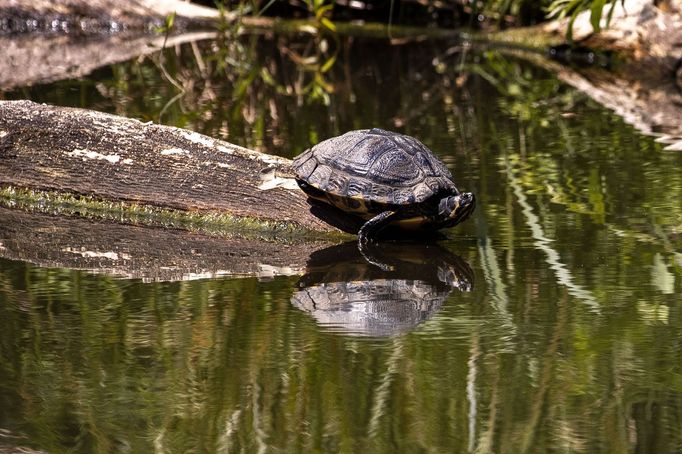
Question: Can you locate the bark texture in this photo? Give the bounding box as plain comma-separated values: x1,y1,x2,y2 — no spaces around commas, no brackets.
0,0,220,89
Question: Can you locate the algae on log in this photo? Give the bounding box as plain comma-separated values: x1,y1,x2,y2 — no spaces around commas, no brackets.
0,100,347,239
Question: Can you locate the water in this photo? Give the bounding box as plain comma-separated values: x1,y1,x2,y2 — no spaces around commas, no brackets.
1,32,681,453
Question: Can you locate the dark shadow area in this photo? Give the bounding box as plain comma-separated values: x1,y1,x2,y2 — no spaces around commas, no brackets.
307,198,365,234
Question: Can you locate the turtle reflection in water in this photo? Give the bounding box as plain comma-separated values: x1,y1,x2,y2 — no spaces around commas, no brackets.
292,129,476,247
291,242,473,336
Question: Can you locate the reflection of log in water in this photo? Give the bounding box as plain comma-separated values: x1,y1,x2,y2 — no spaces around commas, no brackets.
498,47,682,150
0,0,219,35
0,207,331,282
291,242,473,336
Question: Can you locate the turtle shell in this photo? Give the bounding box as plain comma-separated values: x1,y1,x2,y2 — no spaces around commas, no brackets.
292,128,458,209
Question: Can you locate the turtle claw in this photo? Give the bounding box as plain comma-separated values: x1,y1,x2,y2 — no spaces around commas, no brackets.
357,237,395,272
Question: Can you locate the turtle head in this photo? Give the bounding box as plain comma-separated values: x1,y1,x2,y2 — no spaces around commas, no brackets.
438,192,476,226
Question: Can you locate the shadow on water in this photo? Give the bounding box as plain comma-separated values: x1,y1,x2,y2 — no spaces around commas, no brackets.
291,241,473,336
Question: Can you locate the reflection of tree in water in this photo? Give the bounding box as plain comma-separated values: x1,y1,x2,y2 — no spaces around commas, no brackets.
291,241,473,336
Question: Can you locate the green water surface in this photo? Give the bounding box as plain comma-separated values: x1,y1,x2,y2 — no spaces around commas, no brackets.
1,32,681,453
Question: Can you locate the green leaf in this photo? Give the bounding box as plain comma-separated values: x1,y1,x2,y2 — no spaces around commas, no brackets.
566,7,580,43
590,0,606,33
605,0,621,27
260,67,276,86
547,0,570,19
320,54,337,73
166,12,176,30
315,3,334,19
320,17,336,32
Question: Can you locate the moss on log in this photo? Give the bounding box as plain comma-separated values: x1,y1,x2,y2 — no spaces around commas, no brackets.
0,100,349,240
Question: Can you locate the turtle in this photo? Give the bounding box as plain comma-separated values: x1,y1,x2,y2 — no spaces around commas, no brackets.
291,128,476,245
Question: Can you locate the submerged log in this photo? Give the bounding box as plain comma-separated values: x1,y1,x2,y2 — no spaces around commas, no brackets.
0,100,350,238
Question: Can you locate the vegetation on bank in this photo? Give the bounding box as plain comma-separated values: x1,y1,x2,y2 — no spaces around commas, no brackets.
209,0,624,37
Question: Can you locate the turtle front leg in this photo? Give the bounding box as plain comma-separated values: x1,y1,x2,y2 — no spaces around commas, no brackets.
357,210,397,245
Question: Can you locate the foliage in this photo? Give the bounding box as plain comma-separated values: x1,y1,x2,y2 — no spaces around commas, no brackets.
215,0,621,36
439,0,623,38
305,0,337,32
546,0,623,40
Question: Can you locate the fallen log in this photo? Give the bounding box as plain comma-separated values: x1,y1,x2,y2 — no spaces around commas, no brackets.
0,31,217,90
483,0,682,150
0,100,351,239
0,0,219,36
0,0,222,89
543,0,682,75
